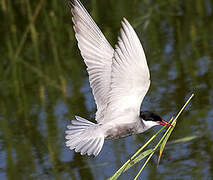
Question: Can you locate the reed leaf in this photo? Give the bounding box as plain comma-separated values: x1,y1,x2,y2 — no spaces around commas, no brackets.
158,121,176,164
123,149,153,172
168,135,198,145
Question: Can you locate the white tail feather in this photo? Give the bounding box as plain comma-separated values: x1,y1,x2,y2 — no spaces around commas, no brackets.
65,116,104,156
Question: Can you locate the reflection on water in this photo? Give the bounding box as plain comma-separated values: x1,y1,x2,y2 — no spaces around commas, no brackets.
0,0,213,179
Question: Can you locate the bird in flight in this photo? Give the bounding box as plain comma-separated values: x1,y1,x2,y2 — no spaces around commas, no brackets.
65,0,172,156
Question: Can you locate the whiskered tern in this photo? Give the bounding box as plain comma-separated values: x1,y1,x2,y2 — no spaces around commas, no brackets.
65,0,172,156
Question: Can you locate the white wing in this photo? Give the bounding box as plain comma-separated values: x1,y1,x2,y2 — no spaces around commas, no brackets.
70,0,114,122
103,18,150,124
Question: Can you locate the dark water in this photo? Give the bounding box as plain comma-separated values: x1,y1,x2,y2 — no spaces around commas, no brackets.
0,0,213,179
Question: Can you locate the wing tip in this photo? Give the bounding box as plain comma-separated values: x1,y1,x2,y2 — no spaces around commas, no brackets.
121,17,132,30
68,0,85,11
68,0,81,14
122,17,128,23
68,0,76,10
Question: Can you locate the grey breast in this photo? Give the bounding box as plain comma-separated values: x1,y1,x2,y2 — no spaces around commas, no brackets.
105,123,138,140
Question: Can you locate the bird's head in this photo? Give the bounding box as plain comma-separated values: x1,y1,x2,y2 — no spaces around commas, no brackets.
140,111,172,130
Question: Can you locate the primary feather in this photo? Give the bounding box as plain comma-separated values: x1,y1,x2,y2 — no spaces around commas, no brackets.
103,18,150,124
70,0,114,122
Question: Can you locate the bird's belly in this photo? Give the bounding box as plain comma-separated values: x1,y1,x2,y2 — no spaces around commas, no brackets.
104,123,137,140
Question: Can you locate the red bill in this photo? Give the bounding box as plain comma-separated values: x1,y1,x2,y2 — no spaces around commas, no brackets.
157,120,173,127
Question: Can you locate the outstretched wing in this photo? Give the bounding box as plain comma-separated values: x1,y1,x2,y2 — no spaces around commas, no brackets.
70,0,114,122
104,18,150,123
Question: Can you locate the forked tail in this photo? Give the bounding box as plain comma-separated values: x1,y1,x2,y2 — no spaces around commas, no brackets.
65,116,104,156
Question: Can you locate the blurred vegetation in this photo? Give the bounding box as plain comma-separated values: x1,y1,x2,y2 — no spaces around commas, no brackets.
0,0,213,179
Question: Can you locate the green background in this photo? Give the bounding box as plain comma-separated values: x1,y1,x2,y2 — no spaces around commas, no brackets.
0,0,213,179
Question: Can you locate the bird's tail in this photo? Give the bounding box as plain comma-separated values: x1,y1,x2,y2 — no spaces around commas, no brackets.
65,116,104,156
